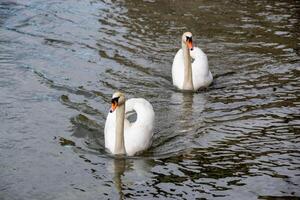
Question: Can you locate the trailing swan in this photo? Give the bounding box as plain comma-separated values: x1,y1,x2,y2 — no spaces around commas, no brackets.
172,32,213,91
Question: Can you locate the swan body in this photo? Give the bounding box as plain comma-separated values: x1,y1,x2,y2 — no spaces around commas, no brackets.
104,92,155,156
172,32,213,91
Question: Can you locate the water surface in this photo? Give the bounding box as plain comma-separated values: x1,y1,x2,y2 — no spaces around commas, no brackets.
0,0,299,199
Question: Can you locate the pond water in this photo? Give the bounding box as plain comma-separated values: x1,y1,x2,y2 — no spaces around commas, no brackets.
0,0,299,199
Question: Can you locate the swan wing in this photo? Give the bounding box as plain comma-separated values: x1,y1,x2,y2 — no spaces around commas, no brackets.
191,47,213,90
172,49,184,90
104,110,116,153
124,98,155,156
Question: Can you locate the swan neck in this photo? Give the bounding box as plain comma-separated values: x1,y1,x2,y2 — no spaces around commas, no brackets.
182,42,194,90
115,104,126,155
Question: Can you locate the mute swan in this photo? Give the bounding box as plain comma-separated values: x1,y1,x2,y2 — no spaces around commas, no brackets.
104,91,155,156
172,32,213,91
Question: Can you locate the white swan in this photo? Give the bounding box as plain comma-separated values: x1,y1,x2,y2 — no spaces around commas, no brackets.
172,32,213,91
104,91,155,156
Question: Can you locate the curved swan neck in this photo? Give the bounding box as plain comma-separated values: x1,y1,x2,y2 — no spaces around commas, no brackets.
182,41,194,90
115,104,126,155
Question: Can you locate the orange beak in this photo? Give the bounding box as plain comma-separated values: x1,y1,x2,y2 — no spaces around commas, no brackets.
110,102,118,113
187,40,193,50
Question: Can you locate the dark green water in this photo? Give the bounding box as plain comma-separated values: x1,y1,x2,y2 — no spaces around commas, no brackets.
0,0,299,199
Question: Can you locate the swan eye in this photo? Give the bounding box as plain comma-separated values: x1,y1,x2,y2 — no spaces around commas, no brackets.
111,97,120,104
110,97,120,113
186,36,192,42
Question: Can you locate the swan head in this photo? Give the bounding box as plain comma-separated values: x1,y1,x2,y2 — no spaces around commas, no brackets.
182,32,193,50
110,91,125,113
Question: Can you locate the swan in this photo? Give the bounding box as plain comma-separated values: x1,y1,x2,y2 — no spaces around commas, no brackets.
172,32,213,91
104,91,155,156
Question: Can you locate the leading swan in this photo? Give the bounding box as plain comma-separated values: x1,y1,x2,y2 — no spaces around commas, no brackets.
172,32,213,91
104,92,155,156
